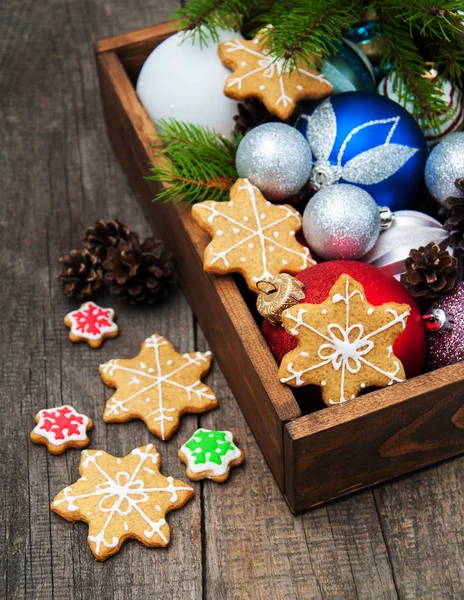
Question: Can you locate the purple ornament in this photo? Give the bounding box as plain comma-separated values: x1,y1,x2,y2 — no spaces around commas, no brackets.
427,283,464,369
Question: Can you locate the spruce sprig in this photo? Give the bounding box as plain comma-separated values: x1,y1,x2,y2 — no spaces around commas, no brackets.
148,120,240,204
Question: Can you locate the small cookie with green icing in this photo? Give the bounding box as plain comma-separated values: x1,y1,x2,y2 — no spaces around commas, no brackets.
178,428,244,483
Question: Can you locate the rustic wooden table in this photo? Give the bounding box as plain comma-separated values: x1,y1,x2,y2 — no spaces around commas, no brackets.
1,1,463,598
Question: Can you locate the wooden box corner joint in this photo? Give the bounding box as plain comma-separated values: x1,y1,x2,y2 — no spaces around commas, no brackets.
95,21,464,514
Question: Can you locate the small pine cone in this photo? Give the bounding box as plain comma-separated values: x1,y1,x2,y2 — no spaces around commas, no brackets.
444,179,464,252
84,218,132,260
233,98,278,135
401,242,458,300
103,233,173,304
56,249,104,300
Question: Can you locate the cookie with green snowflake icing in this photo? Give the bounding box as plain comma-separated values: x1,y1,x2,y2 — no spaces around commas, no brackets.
178,428,244,482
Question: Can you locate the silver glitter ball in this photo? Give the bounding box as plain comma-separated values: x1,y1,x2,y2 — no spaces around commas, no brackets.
303,183,381,260
236,123,312,200
425,132,464,204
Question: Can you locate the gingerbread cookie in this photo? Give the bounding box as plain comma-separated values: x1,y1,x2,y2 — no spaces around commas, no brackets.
99,334,218,440
64,301,118,348
51,444,194,560
192,178,313,292
278,274,410,405
178,428,244,482
30,405,92,454
218,27,333,120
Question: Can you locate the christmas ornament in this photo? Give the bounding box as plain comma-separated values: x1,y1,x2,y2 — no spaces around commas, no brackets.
344,19,387,69
235,123,313,200
321,38,375,93
103,233,173,304
296,92,428,211
192,179,313,291
100,334,218,441
278,274,409,405
302,184,383,260
256,274,305,326
364,210,450,278
445,179,464,251
378,70,464,145
218,27,332,121
136,28,241,138
178,428,244,483
56,249,104,300
425,133,464,204
51,444,194,560
400,242,458,301
425,283,464,369
84,218,132,261
262,261,426,378
30,405,93,455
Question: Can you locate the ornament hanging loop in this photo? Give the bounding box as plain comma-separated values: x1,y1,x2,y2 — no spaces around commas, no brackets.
256,274,305,327
379,206,394,230
423,308,454,333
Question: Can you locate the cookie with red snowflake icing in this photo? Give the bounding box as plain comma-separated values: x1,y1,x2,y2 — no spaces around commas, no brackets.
179,428,244,483
100,334,218,440
30,405,93,454
278,274,411,405
51,444,194,560
218,27,333,120
192,178,313,292
64,301,118,348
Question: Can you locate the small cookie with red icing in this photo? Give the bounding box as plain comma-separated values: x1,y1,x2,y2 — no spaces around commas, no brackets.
30,405,93,455
64,301,118,348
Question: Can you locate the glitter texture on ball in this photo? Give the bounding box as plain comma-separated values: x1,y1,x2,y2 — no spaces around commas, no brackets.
427,283,464,369
425,132,464,204
235,123,313,200
303,183,381,260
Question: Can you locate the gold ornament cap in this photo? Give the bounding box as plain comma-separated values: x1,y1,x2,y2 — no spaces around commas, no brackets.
256,274,305,326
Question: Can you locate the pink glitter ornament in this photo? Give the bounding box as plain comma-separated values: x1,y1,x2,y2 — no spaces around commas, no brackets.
426,283,464,369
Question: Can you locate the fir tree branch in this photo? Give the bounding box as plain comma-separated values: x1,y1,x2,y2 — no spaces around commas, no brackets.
148,120,240,204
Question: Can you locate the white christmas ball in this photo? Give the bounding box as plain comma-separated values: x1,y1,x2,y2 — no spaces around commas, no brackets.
235,123,313,200
425,132,464,204
303,183,380,260
136,29,241,138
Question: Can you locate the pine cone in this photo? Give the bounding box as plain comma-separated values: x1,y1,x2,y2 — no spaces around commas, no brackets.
84,219,132,260
444,178,464,252
401,242,458,299
233,98,279,135
56,249,104,300
103,233,173,304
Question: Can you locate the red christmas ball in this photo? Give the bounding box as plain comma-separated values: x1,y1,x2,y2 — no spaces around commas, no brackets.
262,261,426,378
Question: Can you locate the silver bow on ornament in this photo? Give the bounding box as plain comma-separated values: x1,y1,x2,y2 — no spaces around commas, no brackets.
301,98,420,189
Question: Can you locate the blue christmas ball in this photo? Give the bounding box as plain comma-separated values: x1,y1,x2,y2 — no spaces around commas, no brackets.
296,92,428,211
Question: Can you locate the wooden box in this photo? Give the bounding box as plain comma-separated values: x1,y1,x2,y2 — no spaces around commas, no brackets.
95,21,464,513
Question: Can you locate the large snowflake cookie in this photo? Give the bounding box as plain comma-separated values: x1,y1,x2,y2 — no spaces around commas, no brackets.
51,444,194,560
100,334,218,440
178,429,244,482
30,405,93,454
64,301,118,348
192,178,313,292
278,274,411,405
218,27,333,120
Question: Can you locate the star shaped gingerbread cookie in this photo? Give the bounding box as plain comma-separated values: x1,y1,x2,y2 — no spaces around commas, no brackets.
278,274,411,405
51,444,194,560
192,178,313,292
218,27,333,120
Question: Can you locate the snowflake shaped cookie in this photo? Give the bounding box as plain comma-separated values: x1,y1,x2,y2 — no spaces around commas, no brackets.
278,274,411,405
100,334,218,440
218,27,333,120
192,178,313,292
64,301,118,348
51,444,194,560
178,428,244,482
30,405,93,454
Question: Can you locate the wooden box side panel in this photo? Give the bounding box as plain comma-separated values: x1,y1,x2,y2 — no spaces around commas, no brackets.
285,363,464,512
95,49,302,491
